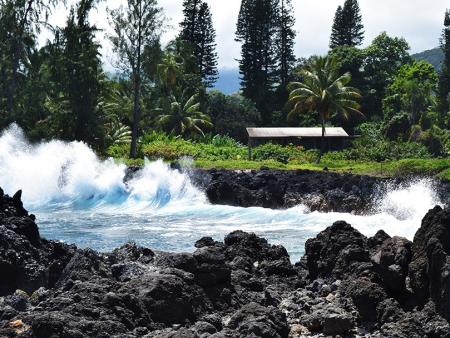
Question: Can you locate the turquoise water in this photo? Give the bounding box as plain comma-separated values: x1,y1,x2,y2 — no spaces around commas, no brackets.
0,124,441,263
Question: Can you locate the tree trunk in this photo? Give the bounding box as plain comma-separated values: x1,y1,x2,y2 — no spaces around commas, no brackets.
130,78,139,159
316,117,326,164
129,4,143,159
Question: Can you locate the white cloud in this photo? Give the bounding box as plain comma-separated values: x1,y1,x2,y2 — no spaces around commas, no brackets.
39,0,450,71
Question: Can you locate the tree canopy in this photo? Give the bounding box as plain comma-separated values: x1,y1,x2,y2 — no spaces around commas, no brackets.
154,90,212,137
285,55,364,163
329,0,364,49
438,9,450,122
180,0,218,87
107,0,166,158
235,0,296,124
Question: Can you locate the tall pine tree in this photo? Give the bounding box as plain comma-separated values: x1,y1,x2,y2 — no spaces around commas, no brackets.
180,0,200,44
329,0,364,49
235,0,279,123
46,0,102,143
329,6,344,48
438,9,450,120
275,0,296,85
180,0,218,87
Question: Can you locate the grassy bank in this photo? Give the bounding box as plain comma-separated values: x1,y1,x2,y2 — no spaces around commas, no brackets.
107,138,450,180
193,158,450,179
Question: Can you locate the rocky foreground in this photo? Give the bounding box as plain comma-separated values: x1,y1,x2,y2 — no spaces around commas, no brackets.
1,171,450,337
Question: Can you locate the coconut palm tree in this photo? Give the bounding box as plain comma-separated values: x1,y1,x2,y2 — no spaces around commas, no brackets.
166,36,198,74
157,51,184,89
285,55,365,163
153,89,212,137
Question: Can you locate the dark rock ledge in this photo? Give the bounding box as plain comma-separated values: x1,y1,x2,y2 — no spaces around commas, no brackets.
176,166,450,214
1,185,450,337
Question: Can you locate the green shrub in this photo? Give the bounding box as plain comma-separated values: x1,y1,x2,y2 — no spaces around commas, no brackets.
390,159,450,177
323,140,433,162
188,133,245,148
192,143,247,161
140,139,247,161
252,143,297,164
107,143,131,158
142,140,194,161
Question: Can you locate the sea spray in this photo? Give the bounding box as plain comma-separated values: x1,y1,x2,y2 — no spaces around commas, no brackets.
0,124,129,206
0,124,444,262
372,178,440,221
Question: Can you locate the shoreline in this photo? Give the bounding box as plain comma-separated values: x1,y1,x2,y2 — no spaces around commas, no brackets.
1,182,450,337
182,165,450,213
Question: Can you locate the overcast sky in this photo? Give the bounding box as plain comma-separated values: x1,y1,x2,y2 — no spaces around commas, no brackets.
40,0,450,71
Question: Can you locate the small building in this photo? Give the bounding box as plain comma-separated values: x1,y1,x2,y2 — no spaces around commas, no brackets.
246,127,359,160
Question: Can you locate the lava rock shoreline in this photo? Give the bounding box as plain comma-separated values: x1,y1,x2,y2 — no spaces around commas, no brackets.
181,166,450,214
2,168,450,337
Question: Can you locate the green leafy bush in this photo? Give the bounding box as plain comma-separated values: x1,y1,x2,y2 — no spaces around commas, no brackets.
390,159,450,177
140,139,247,161
252,143,297,164
142,140,194,161
107,143,131,158
323,140,432,162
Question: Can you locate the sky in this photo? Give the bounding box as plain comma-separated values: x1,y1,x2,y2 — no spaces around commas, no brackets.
39,0,450,71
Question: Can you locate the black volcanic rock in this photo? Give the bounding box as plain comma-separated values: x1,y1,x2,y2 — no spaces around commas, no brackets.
226,302,289,338
190,168,450,215
0,188,303,337
1,185,450,337
304,220,370,281
193,168,386,213
371,236,412,293
408,205,450,320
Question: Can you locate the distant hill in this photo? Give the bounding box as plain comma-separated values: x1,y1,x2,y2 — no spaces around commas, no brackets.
412,47,444,71
210,68,240,94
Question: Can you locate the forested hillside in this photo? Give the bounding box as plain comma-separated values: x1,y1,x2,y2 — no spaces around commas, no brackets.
1,0,450,165
412,47,444,71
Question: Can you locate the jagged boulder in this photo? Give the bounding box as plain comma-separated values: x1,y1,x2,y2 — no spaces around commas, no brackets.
197,168,387,212
0,189,75,296
371,236,412,293
304,220,370,281
409,205,450,320
225,302,289,338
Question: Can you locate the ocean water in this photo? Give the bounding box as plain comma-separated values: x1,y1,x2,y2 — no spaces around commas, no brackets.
0,124,442,263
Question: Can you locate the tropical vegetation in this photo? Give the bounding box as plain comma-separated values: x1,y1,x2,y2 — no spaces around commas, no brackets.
1,0,450,179
285,55,365,163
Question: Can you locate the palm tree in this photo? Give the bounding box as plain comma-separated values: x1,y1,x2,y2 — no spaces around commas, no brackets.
154,89,212,137
157,51,184,89
103,116,132,146
166,36,198,74
285,55,365,163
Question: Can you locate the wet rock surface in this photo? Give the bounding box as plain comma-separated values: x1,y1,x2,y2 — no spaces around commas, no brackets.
1,182,450,337
189,167,450,214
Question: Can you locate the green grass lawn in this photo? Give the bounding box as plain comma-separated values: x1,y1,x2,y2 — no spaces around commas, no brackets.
191,158,450,180
108,141,450,180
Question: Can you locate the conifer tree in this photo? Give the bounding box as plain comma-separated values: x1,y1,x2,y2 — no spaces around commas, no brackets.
275,0,296,85
180,0,200,44
235,0,279,123
4,0,60,121
438,9,450,119
329,0,364,49
180,0,218,87
329,6,344,48
46,0,103,143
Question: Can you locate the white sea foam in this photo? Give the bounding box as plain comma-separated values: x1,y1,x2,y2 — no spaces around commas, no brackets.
0,124,443,262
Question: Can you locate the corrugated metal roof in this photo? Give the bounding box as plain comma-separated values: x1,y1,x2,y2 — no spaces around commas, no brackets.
246,127,350,138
